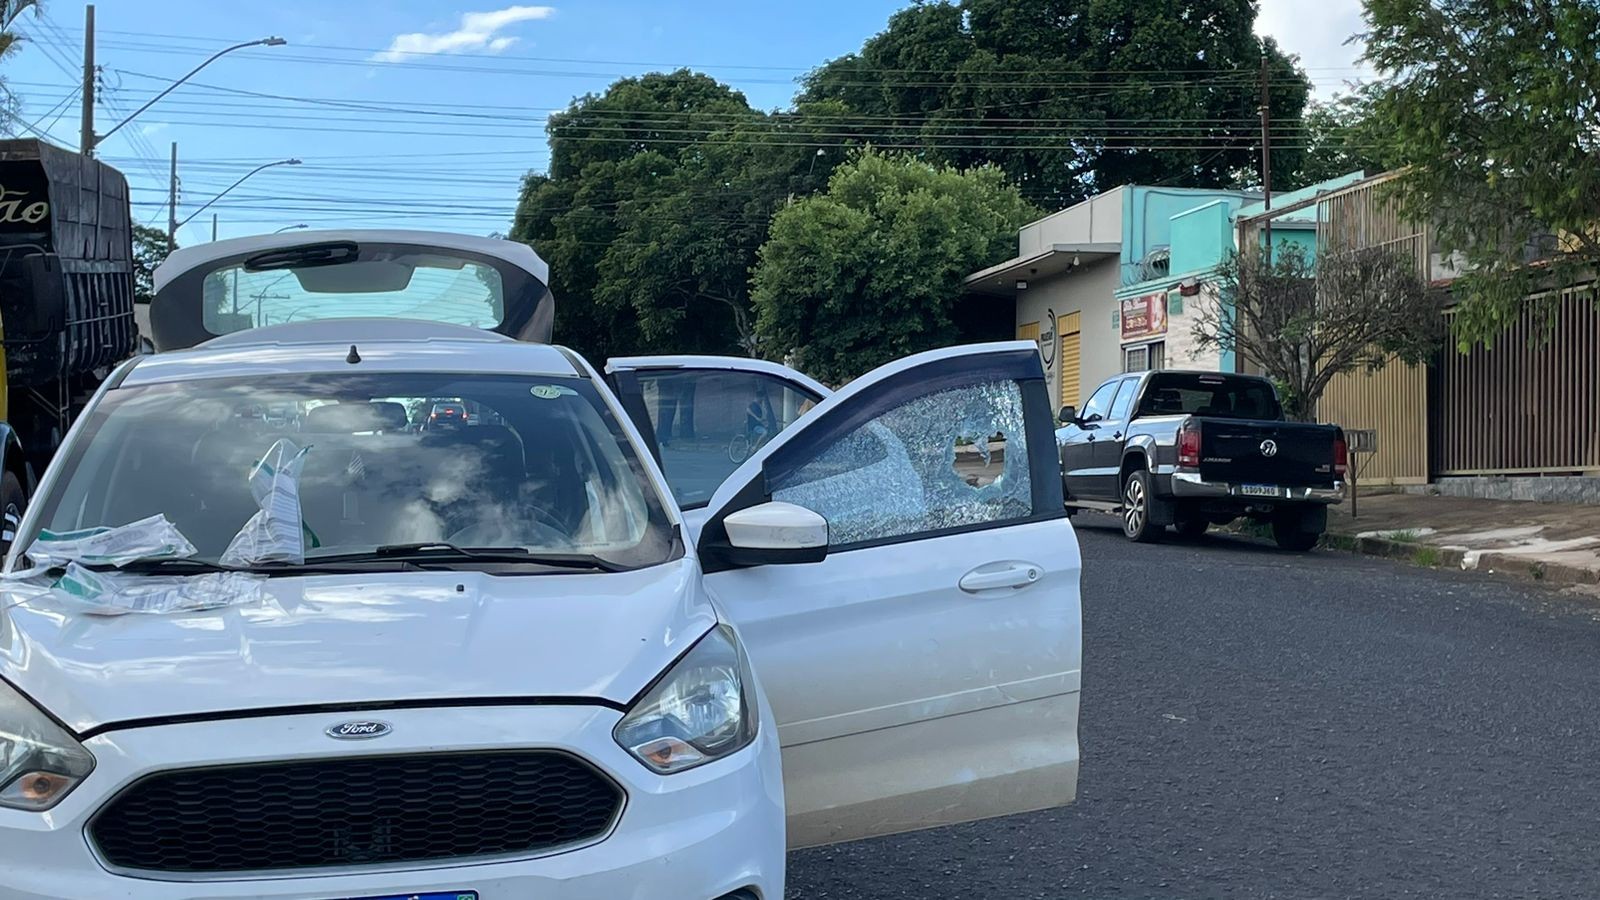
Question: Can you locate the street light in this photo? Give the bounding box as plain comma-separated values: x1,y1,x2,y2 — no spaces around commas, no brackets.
94,37,287,147
176,158,301,231
273,224,309,234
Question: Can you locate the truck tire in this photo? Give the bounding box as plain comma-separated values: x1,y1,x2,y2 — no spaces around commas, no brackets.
1121,470,1163,543
0,471,24,554
1272,519,1321,552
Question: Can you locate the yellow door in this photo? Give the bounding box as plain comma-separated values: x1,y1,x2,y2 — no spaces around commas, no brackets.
1017,322,1040,342
1058,312,1082,408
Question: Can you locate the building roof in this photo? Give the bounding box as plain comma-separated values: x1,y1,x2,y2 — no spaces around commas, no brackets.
963,242,1121,296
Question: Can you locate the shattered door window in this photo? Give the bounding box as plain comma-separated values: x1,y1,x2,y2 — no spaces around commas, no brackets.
771,379,1032,546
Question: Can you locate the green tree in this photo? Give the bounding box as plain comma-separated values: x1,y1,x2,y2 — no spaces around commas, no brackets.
1360,0,1600,346
1290,90,1393,186
800,0,1312,206
751,150,1037,383
131,225,175,304
510,71,832,361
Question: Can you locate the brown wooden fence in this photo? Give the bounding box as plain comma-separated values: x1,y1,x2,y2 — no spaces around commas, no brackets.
1433,287,1600,475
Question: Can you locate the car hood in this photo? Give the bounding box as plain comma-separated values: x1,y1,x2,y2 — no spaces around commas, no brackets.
0,560,715,734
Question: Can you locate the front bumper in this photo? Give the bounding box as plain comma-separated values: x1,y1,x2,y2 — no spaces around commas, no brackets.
0,704,784,899
1169,471,1346,504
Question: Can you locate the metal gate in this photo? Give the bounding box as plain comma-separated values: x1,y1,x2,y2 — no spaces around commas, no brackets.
1433,286,1600,475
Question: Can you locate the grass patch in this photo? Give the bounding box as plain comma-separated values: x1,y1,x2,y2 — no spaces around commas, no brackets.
1530,562,1547,581
1412,546,1443,567
1388,529,1424,543
1323,533,1359,552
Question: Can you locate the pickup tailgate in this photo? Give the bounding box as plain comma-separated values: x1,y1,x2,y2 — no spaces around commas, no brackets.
1198,418,1338,487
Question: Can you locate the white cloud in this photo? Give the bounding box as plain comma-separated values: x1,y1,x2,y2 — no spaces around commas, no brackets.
140,122,167,137
1255,0,1374,99
371,6,555,62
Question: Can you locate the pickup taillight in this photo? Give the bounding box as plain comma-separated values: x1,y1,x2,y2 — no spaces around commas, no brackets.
1334,432,1348,479
1177,420,1201,469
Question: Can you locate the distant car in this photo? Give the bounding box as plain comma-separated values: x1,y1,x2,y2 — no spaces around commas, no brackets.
425,400,468,431
1058,370,1346,550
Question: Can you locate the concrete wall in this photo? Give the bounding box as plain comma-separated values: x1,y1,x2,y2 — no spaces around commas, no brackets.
1014,257,1121,404
1121,187,1257,287
1019,187,1124,255
1168,200,1237,274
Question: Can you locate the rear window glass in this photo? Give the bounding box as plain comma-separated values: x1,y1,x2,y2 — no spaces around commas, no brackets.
1136,374,1282,420
201,249,504,335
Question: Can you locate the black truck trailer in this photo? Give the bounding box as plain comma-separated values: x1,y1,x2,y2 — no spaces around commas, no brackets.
0,138,136,533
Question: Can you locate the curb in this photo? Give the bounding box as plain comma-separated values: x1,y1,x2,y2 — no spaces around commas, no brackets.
1320,531,1600,587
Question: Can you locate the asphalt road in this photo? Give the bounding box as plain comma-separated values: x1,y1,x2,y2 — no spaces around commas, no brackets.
788,514,1600,899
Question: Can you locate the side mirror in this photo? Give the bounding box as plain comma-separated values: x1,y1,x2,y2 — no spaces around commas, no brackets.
19,254,65,338
1059,405,1077,425
710,501,828,567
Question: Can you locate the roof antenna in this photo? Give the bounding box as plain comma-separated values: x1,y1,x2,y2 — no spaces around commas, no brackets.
346,344,362,365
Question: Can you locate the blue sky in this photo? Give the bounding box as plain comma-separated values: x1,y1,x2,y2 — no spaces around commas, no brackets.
3,1,1366,248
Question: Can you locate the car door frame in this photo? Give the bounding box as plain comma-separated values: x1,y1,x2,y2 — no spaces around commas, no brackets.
693,341,1081,848
1090,374,1145,498
604,356,830,535
1060,376,1120,501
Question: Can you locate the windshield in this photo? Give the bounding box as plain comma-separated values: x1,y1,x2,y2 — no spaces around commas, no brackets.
1135,373,1283,421
22,372,677,570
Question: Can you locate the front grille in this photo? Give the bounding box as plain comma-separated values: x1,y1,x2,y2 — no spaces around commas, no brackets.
89,750,624,873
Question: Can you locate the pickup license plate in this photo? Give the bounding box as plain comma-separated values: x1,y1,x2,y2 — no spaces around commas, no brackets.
337,893,477,900
1239,484,1281,498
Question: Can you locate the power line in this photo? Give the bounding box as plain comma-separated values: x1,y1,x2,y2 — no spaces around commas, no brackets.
91,38,1359,91
94,27,1374,77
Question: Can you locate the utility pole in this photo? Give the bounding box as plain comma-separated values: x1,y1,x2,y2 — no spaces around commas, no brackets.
167,142,179,242
1258,54,1273,262
79,4,96,156
211,213,218,242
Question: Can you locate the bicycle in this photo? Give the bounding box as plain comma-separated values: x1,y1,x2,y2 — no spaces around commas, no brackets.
728,428,772,464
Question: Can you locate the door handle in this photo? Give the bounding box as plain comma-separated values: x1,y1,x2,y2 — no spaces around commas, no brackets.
959,561,1042,593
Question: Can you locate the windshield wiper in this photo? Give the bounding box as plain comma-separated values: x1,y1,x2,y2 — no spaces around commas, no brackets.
313,542,627,572
97,558,425,576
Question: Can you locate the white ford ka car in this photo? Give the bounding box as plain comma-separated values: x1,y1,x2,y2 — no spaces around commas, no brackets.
0,232,1082,899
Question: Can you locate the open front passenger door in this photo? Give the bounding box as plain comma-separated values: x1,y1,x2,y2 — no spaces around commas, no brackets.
695,342,1083,848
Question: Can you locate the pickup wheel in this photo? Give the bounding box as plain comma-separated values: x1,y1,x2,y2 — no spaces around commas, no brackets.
1121,470,1163,543
1272,519,1321,552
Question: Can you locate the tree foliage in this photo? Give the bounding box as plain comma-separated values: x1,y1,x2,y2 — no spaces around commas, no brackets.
1360,0,1600,346
509,71,835,362
751,150,1036,383
1193,244,1444,421
1291,90,1393,186
131,225,175,304
800,0,1312,206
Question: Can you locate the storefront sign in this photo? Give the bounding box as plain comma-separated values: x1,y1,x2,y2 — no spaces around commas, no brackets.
1120,292,1169,340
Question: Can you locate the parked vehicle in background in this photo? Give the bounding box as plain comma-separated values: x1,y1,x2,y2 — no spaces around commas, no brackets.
0,139,137,545
426,400,468,431
1059,370,1346,550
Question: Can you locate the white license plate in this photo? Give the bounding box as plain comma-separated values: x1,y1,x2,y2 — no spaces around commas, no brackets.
1239,484,1281,498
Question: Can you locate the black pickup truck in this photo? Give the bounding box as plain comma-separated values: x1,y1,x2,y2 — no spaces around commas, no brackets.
1057,370,1346,550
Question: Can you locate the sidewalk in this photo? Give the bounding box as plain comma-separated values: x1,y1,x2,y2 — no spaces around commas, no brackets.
1326,491,1600,585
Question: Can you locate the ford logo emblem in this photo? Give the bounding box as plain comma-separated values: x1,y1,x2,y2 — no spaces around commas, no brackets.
325,720,392,740
1260,439,1279,458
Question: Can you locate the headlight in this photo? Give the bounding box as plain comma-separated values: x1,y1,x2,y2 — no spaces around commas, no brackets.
613,625,756,774
0,678,94,811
